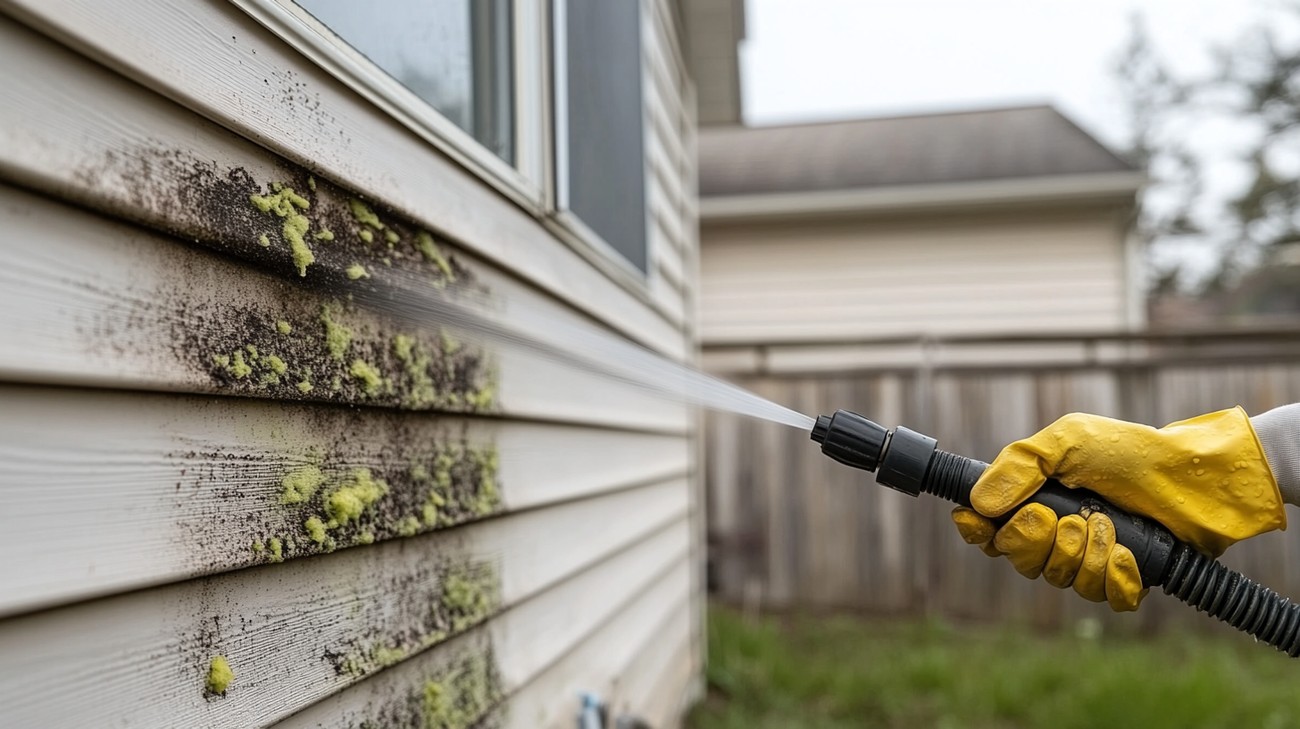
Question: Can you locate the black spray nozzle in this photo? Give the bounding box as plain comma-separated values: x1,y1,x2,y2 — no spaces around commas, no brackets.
812,410,938,496
810,410,888,473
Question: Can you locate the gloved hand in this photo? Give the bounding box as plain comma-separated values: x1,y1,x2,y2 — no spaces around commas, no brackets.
951,407,1286,612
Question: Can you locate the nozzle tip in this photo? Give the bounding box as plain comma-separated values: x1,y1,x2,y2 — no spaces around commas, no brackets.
811,414,832,443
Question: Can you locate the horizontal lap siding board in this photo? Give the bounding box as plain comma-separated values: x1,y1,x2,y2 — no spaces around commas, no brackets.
0,0,700,728
495,567,692,729
0,492,691,727
0,183,689,433
277,547,693,729
0,384,691,617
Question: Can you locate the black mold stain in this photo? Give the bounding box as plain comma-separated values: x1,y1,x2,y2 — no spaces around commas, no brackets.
348,641,505,729
322,557,501,681
171,413,502,573
72,144,498,410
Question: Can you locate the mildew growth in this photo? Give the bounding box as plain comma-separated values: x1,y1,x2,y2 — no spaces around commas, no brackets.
349,647,504,729
349,359,385,395
415,231,455,282
190,296,495,411
229,350,252,378
325,468,389,527
418,651,502,729
250,183,315,276
242,433,501,566
320,303,354,361
348,198,386,231
205,655,234,696
329,560,501,680
346,263,370,280
280,465,325,504
98,149,498,412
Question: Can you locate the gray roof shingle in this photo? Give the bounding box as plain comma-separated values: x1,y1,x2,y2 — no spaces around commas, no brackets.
698,105,1135,198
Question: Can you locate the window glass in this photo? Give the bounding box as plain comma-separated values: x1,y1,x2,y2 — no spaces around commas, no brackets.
562,0,648,272
298,0,514,163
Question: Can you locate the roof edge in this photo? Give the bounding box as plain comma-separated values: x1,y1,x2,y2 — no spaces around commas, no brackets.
700,170,1145,223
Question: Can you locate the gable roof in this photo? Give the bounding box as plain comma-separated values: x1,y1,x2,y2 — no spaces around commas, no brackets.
698,105,1136,198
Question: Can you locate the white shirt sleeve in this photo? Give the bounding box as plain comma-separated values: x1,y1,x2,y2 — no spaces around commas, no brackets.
1251,403,1300,507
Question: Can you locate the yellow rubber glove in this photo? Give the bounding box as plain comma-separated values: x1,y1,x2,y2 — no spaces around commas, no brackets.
951,407,1286,612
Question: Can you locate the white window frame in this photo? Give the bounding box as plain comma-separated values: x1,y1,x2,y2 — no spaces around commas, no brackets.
231,0,548,212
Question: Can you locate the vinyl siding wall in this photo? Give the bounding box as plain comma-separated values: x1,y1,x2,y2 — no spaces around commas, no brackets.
699,204,1137,350
0,0,699,726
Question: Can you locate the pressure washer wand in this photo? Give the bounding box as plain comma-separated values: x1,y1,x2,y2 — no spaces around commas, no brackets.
812,409,1300,656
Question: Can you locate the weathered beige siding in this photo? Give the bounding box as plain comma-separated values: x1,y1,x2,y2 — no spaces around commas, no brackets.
700,205,1137,347
0,0,699,726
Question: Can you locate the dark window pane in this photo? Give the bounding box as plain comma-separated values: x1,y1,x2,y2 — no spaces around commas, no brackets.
298,0,514,163
564,0,648,272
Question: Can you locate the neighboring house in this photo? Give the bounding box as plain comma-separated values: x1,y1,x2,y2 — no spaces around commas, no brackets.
696,105,1144,372
0,1,699,727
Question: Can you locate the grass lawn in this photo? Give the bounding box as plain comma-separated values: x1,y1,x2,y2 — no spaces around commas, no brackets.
688,604,1300,729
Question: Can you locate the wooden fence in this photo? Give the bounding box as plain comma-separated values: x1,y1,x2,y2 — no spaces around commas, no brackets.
704,330,1300,634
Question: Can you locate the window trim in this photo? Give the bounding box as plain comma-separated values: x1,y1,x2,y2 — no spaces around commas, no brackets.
231,0,546,211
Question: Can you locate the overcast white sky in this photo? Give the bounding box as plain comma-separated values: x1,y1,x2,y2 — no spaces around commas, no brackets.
741,0,1269,150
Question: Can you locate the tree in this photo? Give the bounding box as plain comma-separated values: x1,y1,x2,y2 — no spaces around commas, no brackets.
1117,6,1300,297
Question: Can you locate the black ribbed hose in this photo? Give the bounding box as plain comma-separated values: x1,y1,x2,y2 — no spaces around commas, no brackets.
813,409,1300,657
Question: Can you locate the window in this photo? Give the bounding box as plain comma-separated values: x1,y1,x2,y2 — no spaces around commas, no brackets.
555,0,649,273
244,0,651,279
297,0,514,163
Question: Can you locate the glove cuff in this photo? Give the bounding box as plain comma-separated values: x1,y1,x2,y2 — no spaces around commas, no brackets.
1250,403,1300,508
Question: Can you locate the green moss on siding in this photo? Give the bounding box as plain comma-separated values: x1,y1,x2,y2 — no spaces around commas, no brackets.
250,183,316,276
415,231,455,281
393,333,437,407
349,359,384,395
229,350,252,378
305,515,327,544
331,560,500,688
325,468,389,527
205,656,234,696
348,198,386,230
280,465,325,505
320,304,353,361
420,653,500,729
252,440,501,568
